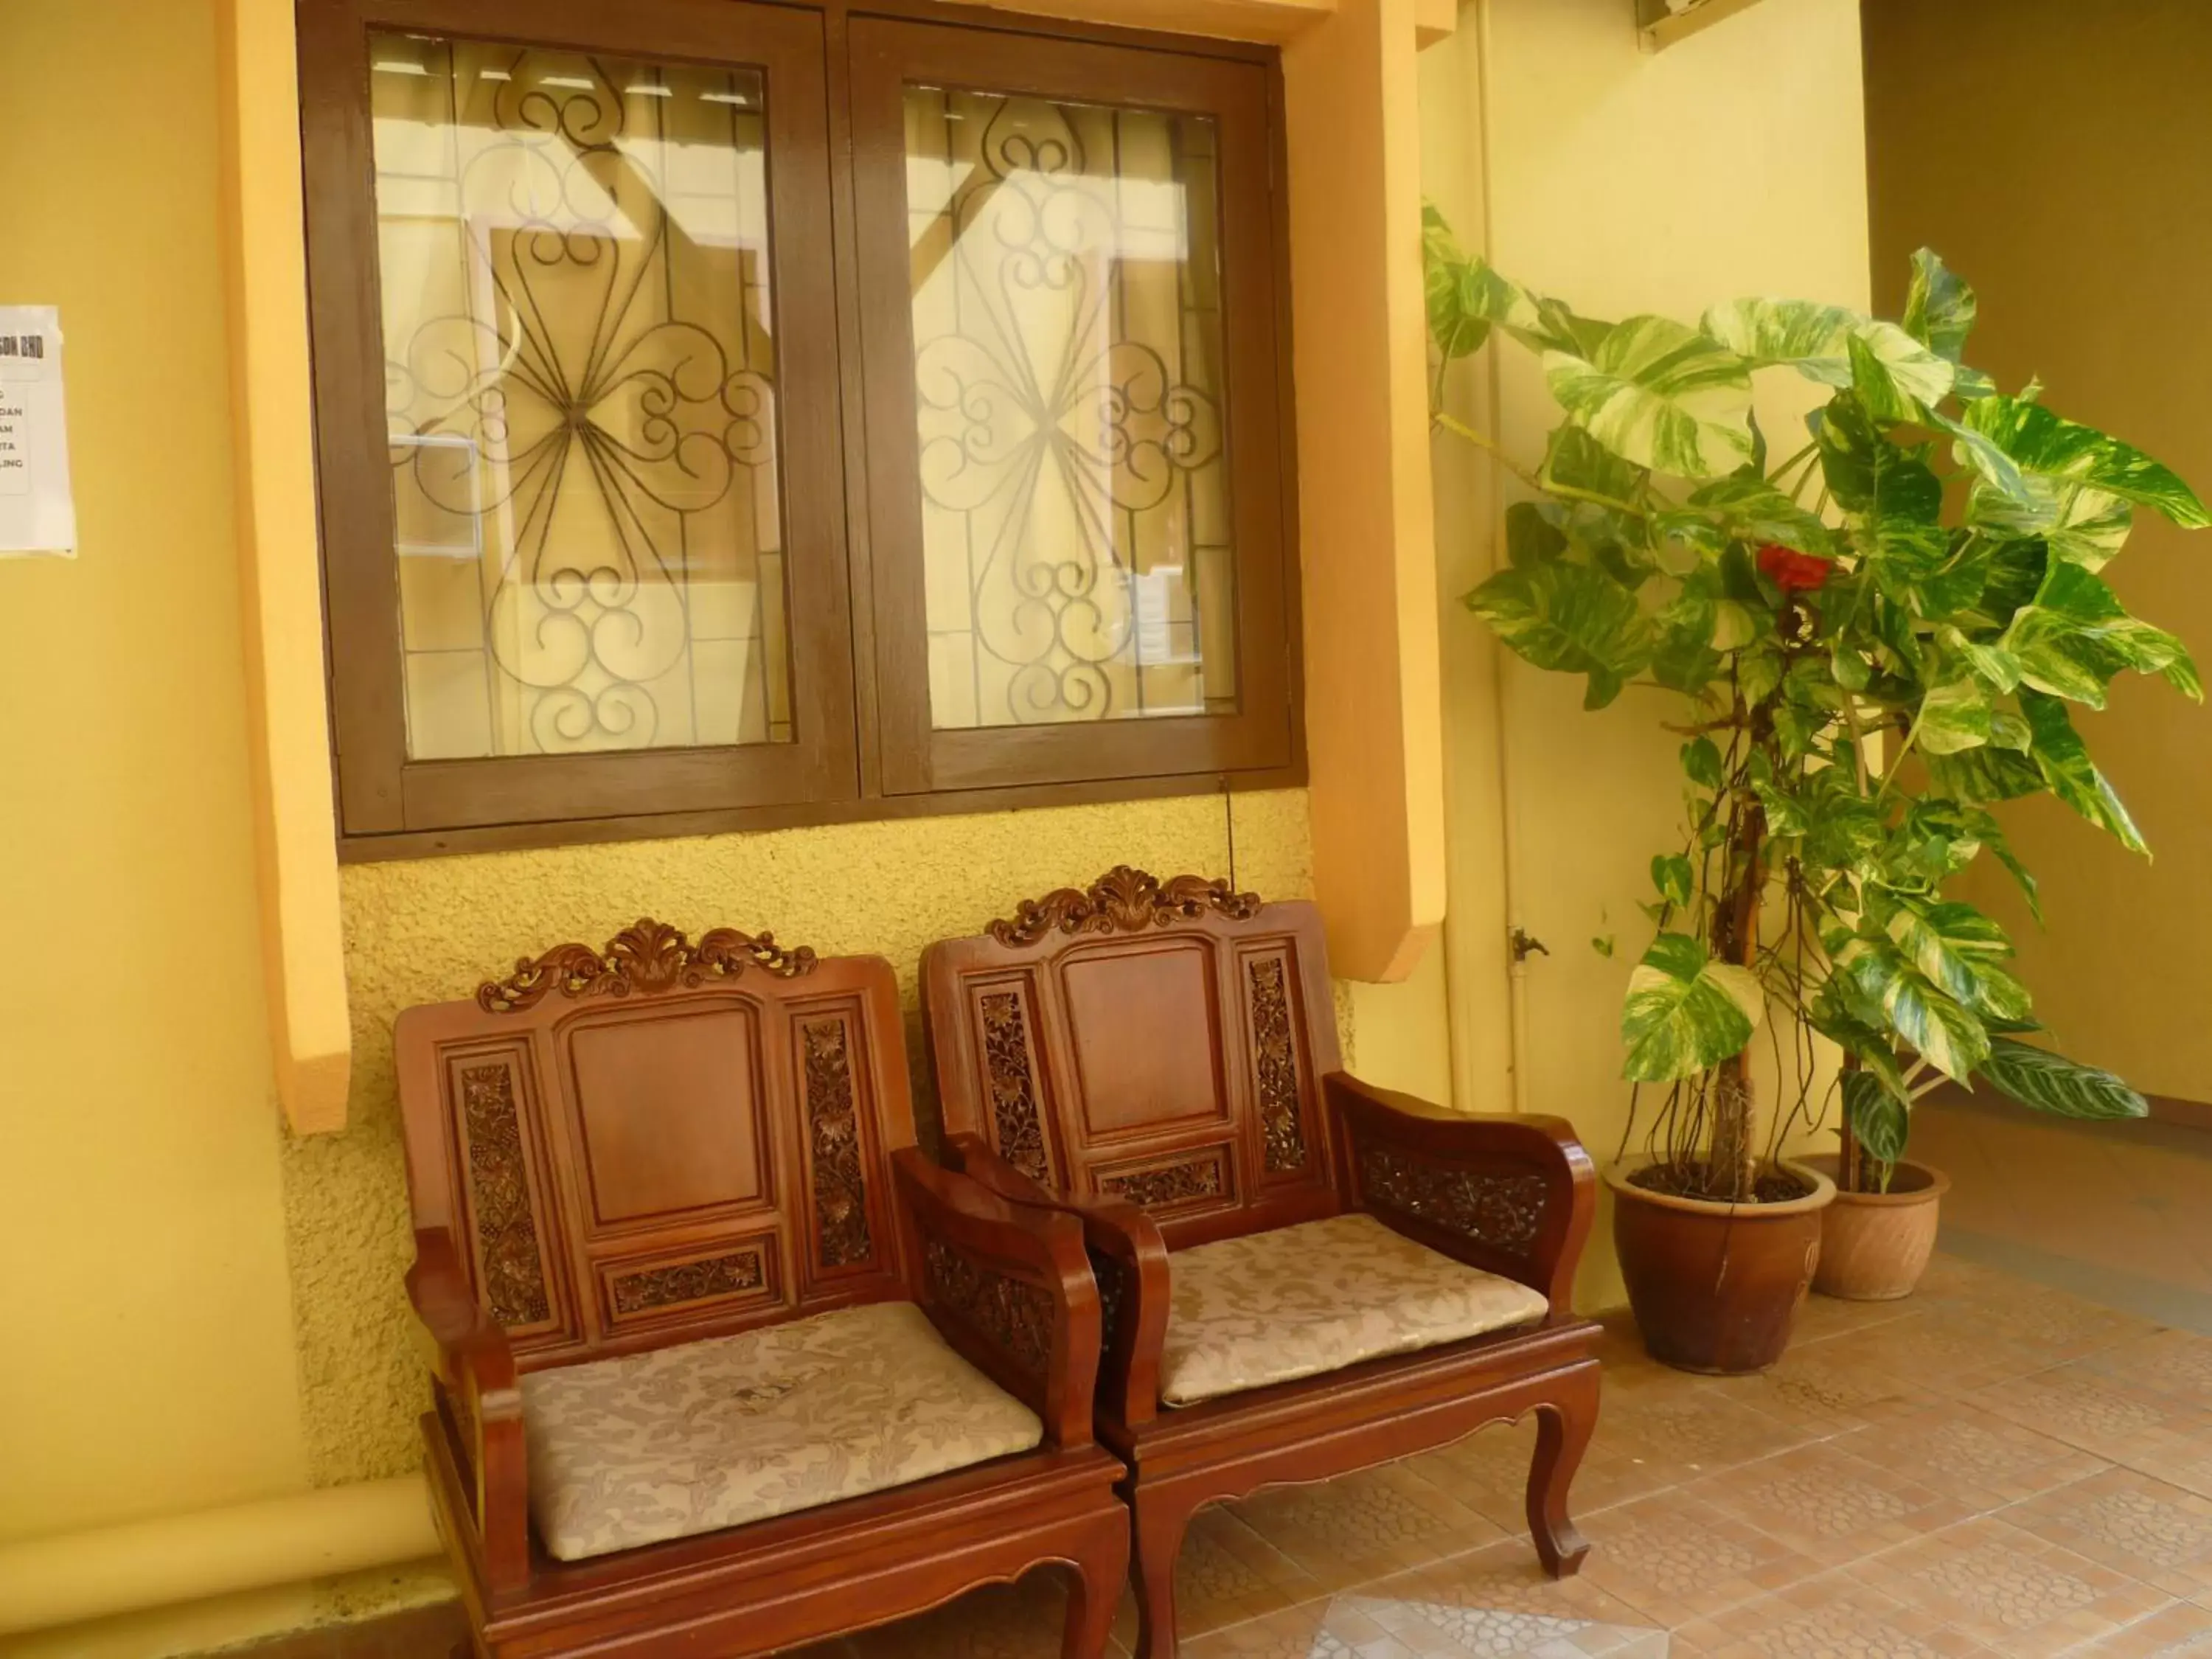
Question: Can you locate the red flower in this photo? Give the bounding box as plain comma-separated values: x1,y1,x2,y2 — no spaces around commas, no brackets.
1757,542,1833,594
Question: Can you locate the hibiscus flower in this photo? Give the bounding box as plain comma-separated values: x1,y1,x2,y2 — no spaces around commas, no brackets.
1757,542,1833,594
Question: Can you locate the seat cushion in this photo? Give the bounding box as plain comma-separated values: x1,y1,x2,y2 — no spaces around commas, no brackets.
1158,1212,1550,1408
518,1300,1044,1560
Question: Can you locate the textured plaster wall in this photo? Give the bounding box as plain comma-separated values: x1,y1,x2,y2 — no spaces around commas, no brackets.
284,790,1324,1483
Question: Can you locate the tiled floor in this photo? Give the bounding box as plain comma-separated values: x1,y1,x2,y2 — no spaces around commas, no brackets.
246,1106,2212,1659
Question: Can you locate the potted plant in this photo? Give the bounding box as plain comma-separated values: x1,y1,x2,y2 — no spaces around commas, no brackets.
1424,207,2196,1366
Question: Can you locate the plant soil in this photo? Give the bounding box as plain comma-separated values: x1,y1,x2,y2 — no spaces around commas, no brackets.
1629,1161,1815,1206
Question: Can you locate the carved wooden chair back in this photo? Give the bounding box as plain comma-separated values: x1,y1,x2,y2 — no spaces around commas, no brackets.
922,869,1342,1248
396,919,912,1371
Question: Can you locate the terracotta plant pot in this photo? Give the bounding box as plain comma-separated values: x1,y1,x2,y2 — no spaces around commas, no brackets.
1604,1157,1836,1375
1802,1154,1950,1301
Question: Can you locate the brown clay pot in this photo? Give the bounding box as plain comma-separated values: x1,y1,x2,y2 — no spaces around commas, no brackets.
1604,1157,1835,1375
1802,1155,1950,1301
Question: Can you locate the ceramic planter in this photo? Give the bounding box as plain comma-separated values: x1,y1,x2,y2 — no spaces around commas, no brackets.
1604,1157,1836,1375
1802,1154,1950,1301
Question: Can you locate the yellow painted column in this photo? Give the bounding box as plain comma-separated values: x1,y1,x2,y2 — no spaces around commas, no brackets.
1284,0,1452,986
216,0,352,1135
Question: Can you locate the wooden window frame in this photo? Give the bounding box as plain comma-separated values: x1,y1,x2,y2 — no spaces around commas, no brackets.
299,0,1305,861
849,16,1298,796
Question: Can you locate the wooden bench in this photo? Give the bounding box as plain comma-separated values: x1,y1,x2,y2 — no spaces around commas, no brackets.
396,919,1128,1657
922,869,1601,1659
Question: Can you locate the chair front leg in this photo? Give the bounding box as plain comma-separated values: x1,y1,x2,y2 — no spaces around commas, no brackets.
1526,1361,1599,1578
1060,1508,1131,1659
1128,1484,1198,1659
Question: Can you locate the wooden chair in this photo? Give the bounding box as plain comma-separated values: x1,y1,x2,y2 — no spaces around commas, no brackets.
921,869,1601,1659
395,919,1128,1658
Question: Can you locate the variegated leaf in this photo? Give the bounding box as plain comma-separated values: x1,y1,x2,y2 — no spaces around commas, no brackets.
1963,396,2212,528
1621,932,1765,1082
1969,477,2133,571
2021,691,2147,852
1543,317,1754,479
1902,247,1977,364
1467,560,1652,709
1978,1039,2148,1121
1702,299,1952,412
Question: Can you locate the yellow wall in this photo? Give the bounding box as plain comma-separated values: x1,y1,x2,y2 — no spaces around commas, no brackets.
0,0,310,1545
1864,0,2212,1107
1418,0,1872,1304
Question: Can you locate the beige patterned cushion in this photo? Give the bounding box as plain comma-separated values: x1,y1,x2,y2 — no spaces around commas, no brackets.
519,1300,1044,1560
1158,1212,1550,1408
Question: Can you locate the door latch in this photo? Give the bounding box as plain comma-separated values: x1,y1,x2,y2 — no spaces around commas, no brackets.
1509,926,1551,964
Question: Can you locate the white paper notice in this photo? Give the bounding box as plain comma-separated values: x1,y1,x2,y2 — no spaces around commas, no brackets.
0,306,77,557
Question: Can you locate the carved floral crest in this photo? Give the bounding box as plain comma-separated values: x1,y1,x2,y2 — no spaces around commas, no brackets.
478,918,816,1012
987,866,1264,948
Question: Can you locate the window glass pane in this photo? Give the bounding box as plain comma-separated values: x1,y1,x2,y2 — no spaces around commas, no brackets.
903,87,1237,731
371,32,791,759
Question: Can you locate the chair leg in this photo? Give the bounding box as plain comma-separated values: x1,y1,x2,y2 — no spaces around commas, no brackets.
1061,1512,1130,1659
1128,1488,1192,1659
1526,1367,1598,1579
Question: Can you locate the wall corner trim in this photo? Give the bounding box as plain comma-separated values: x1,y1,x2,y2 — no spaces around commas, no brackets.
218,0,352,1135
1284,0,1450,984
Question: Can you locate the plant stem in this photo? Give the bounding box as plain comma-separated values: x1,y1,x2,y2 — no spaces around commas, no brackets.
1432,411,1654,521
1840,693,1873,796
1767,440,1818,491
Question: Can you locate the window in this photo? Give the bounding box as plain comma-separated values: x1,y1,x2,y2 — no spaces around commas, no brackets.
300,0,1299,853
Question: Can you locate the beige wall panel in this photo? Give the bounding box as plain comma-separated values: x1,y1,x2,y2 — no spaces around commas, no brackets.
1865,0,2212,1106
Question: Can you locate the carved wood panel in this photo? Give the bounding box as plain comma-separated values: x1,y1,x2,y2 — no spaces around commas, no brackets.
1242,949,1310,1177
1357,1141,1548,1258
975,984,1054,1183
922,1239,1054,1377
600,1237,781,1328
799,1013,875,1273
1091,1145,1232,1217
451,1054,557,1332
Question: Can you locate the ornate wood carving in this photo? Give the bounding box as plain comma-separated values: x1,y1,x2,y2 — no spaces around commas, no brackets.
923,1239,1054,1377
801,1018,873,1270
1247,957,1308,1172
979,990,1051,1182
479,918,817,1012
987,866,1262,947
611,1248,765,1316
459,1063,552,1326
1097,1154,1225,1210
1358,1141,1548,1257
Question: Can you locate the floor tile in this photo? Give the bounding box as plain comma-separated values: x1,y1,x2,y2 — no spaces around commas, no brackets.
2077,1327,2212,1406
1577,1490,1826,1627
1828,1398,2112,1511
1840,1515,2171,1658
1227,1460,1510,1590
1998,1467,2212,1600
2062,1597,2212,1655
1680,1438,1976,1559
1668,1569,2004,1658
1969,1366,2212,1495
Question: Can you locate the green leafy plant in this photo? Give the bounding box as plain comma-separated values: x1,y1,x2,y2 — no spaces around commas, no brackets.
1425,206,2197,1200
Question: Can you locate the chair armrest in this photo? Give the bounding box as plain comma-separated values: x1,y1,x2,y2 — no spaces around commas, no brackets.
939,1133,1174,1427
406,1228,529,1594
1325,1072,1596,1312
891,1148,1107,1446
